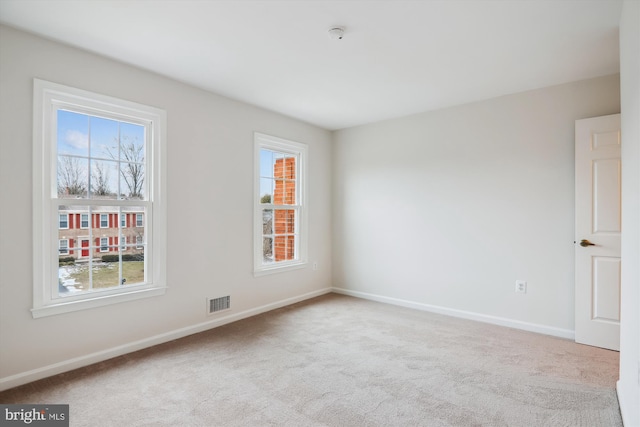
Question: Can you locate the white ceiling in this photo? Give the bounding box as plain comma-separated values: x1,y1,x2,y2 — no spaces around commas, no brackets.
0,0,623,130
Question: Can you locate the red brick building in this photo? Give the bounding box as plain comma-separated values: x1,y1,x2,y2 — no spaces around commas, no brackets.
58,209,144,260
273,157,295,261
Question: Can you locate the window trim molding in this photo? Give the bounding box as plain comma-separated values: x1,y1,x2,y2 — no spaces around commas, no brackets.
253,132,308,276
32,79,167,318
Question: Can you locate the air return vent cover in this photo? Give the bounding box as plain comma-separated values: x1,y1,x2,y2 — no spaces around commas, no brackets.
207,296,230,314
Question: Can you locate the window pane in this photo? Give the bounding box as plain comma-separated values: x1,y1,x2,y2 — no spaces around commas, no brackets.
92,252,121,290
274,235,296,261
58,261,90,295
90,160,118,199
123,248,145,286
260,178,273,204
120,122,145,160
262,209,273,235
120,162,145,200
89,116,119,160
260,149,274,178
135,233,145,249
57,110,88,157
284,209,296,233
274,209,296,235
262,237,273,263
57,155,88,198
273,156,296,205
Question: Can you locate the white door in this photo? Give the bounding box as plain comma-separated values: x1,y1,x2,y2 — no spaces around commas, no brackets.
575,114,621,351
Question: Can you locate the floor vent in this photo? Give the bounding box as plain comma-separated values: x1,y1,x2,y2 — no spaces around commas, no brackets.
208,296,230,314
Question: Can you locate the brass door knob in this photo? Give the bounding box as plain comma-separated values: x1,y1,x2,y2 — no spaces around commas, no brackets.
580,239,595,247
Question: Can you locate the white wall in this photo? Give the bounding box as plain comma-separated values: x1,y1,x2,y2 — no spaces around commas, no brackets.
0,25,332,389
333,75,620,336
618,1,640,425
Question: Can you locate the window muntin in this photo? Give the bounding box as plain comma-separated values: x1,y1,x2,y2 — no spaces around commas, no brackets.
254,133,307,274
33,79,166,318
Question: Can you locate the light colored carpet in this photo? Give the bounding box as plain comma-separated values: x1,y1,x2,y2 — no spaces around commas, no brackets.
0,294,622,426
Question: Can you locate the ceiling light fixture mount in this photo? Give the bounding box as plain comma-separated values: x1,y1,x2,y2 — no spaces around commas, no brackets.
328,26,345,40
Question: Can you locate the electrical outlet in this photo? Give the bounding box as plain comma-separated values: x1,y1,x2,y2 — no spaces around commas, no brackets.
515,280,527,293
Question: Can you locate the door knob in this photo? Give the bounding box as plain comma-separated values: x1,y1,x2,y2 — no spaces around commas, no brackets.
579,239,595,247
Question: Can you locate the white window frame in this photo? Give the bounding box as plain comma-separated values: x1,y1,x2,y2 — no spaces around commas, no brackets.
121,213,127,228
100,213,109,228
253,132,308,275
32,79,167,318
136,235,144,250
136,213,143,227
59,239,69,255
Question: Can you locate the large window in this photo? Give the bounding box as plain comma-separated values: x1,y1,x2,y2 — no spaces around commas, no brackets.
33,79,167,318
254,133,307,275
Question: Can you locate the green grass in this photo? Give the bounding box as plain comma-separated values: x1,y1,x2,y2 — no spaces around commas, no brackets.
68,261,144,290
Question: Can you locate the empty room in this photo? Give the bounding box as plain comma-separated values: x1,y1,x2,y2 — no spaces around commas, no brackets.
0,1,638,426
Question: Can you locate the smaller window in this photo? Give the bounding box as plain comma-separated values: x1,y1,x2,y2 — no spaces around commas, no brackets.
81,213,89,229
121,214,126,228
136,235,143,249
59,239,69,255
136,213,143,227
100,237,109,252
121,236,127,251
59,214,69,229
100,214,109,228
254,133,307,275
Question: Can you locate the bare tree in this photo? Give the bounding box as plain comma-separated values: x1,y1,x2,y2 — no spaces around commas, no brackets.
57,156,86,196
91,162,112,196
107,137,144,199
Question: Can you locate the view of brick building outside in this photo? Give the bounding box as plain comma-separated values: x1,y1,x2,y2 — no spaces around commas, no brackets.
273,157,296,261
58,209,144,260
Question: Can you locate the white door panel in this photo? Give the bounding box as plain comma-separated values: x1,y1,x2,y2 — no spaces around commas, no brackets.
575,114,621,351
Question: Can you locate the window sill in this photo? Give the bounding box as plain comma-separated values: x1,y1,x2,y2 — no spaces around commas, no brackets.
31,286,167,318
254,261,307,277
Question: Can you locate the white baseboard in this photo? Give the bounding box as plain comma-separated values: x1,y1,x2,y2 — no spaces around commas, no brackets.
332,287,575,340
0,287,332,392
